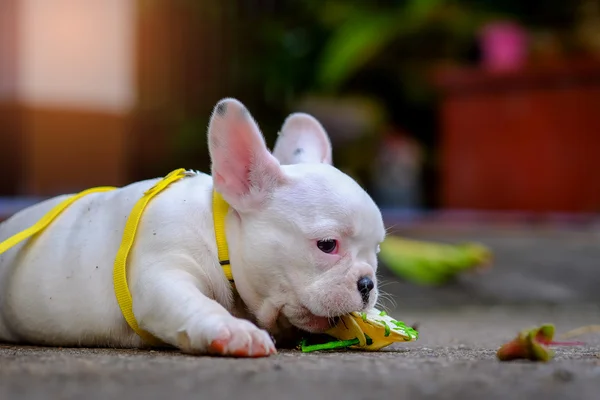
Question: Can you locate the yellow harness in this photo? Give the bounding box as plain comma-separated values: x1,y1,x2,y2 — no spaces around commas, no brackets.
0,169,232,346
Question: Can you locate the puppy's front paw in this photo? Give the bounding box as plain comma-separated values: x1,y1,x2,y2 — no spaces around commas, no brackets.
177,315,276,357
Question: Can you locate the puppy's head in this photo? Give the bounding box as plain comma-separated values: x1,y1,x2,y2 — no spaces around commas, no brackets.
208,98,385,335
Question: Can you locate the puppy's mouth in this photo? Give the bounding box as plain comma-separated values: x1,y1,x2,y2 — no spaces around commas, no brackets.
284,305,340,333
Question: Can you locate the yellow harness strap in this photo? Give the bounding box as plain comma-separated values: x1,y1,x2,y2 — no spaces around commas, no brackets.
113,168,189,346
212,190,233,281
0,186,117,254
0,168,234,347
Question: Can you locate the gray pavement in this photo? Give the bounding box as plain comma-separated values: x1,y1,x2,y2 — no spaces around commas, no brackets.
379,223,600,307
1,305,599,400
2,224,600,400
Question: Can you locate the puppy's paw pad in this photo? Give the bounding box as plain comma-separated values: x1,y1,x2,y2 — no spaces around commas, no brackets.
208,338,229,354
207,318,276,357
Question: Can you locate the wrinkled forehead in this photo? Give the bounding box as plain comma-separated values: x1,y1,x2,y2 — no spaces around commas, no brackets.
272,164,385,240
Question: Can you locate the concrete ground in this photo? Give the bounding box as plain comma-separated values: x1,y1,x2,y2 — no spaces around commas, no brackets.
1,216,600,400
1,305,599,400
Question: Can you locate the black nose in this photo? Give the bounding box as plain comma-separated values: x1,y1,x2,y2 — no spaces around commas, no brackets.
357,277,374,304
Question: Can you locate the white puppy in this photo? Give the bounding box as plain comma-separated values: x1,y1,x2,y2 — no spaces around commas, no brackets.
0,98,385,357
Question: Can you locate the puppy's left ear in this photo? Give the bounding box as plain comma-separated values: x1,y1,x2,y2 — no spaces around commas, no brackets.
272,113,332,165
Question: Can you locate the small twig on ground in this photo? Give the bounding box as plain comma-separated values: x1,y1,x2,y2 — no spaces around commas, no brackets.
560,325,600,339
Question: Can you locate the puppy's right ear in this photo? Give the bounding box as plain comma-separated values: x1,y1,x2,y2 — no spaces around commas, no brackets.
208,98,284,212
272,113,332,165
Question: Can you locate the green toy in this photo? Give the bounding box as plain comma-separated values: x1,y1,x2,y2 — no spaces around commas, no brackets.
496,324,585,362
378,236,492,286
299,308,419,352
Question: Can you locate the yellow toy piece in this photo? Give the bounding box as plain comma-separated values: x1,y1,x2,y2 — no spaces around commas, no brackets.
300,308,419,352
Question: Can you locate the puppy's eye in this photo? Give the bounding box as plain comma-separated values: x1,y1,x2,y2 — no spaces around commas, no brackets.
316,239,337,254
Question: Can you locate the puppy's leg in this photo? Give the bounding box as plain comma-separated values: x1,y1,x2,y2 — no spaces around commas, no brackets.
132,268,276,357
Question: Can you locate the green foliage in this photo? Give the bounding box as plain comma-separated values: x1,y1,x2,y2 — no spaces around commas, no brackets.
166,0,583,178
314,0,506,96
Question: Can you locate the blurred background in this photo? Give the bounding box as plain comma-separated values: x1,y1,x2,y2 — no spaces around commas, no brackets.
2,0,600,211
2,0,600,305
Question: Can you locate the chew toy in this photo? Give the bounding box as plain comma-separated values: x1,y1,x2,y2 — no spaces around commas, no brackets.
378,236,492,286
300,308,419,352
496,324,584,362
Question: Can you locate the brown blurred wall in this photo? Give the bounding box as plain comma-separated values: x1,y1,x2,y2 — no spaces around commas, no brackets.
0,0,232,197
436,60,600,213
0,0,22,195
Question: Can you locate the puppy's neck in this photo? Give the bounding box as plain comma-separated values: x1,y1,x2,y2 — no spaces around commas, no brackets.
229,289,256,321
215,201,258,320
215,191,303,345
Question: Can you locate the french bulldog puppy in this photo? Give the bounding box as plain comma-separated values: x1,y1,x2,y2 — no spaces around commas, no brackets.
0,98,385,357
